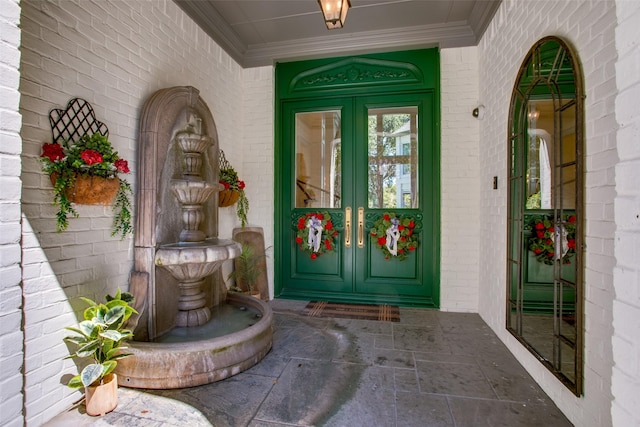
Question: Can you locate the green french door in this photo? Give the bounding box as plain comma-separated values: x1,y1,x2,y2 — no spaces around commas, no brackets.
276,93,439,307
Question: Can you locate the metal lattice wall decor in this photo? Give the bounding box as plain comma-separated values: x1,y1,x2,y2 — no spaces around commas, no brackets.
48,98,108,144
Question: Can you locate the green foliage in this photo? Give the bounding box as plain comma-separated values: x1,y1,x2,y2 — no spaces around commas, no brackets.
64,289,137,388
227,243,267,294
111,180,133,238
236,190,249,228
40,133,133,239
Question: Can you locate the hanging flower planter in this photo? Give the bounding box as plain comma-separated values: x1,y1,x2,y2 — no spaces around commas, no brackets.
42,98,133,238
49,173,120,205
218,150,249,226
218,188,240,207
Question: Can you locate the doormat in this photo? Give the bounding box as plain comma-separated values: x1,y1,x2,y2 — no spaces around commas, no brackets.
302,301,400,322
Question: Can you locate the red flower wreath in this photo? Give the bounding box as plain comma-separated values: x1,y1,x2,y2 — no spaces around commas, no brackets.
528,214,576,265
370,212,419,261
295,211,339,259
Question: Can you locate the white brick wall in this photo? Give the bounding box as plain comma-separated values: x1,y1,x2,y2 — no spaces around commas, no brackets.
612,0,640,425
240,66,275,297
0,1,24,425
19,0,244,424
439,46,481,311
478,1,618,425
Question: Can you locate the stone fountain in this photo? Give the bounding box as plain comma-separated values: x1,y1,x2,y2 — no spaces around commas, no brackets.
116,86,273,389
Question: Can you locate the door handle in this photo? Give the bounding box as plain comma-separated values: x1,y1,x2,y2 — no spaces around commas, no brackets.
345,207,352,248
357,207,364,248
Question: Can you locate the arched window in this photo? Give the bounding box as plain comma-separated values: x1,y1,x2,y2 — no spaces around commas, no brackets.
506,36,584,395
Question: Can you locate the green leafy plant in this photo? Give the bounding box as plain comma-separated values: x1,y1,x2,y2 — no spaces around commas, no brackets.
370,212,419,261
218,151,249,227
227,243,269,294
40,133,133,239
64,289,137,388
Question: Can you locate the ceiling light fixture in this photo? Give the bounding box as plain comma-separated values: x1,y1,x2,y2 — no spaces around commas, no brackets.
318,0,351,29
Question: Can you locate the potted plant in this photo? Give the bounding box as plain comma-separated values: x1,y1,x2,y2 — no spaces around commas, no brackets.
227,243,266,297
218,150,249,227
40,132,133,239
64,289,137,416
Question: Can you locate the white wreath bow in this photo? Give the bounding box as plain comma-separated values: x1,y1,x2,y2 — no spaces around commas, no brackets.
385,219,400,256
307,216,323,253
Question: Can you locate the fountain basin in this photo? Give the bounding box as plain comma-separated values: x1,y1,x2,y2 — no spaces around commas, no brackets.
115,292,273,389
155,238,240,280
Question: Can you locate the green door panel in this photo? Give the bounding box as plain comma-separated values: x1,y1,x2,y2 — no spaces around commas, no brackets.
275,49,440,308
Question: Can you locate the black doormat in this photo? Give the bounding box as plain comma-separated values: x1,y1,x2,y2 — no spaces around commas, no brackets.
302,301,400,322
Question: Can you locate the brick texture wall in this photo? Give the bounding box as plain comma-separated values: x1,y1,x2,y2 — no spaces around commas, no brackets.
19,0,244,424
239,66,275,296
0,1,24,426
439,47,481,311
478,1,617,426
612,1,640,425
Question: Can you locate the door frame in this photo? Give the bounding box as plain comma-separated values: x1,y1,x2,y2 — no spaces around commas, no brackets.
274,49,441,307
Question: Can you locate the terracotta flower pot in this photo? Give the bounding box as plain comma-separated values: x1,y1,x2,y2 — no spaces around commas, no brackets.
219,189,240,207
50,173,120,205
84,373,118,416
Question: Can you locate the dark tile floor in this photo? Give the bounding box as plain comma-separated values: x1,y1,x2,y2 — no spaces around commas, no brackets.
45,299,573,426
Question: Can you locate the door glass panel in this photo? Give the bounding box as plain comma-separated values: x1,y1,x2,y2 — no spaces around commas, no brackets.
367,107,418,208
295,111,341,208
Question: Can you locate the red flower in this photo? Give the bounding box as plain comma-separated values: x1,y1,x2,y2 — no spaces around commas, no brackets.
568,215,576,223
297,219,305,230
537,231,545,238
398,248,404,254
316,213,324,220
408,229,413,236
398,225,405,231
400,236,406,242
377,237,386,246
80,149,103,165
371,231,377,236
534,248,542,255
408,221,415,228
408,246,416,251
325,239,332,250
333,231,338,237
548,227,555,233
219,180,230,189
325,221,333,230
238,181,245,189
568,239,576,249
535,222,545,230
114,159,130,173
41,143,64,162
295,237,303,244
545,239,552,245
383,214,390,221
547,252,554,258
310,253,317,260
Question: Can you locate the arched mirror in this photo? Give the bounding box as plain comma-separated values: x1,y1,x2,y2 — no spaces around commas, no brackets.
507,36,584,395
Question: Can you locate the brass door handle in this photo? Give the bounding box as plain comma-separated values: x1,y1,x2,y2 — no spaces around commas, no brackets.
345,207,352,248
357,207,364,248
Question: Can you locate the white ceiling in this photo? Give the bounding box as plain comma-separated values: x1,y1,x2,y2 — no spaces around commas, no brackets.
174,0,501,68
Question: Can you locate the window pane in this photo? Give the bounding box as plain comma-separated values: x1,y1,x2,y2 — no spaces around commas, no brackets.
367,106,418,208
295,111,341,208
